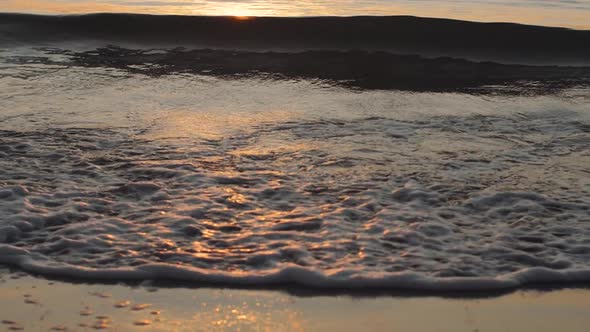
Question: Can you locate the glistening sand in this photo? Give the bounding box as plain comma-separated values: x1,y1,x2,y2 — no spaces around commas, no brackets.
1,270,590,331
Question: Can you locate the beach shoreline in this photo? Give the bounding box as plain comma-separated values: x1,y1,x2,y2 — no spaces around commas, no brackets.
2,268,590,331
2,4,590,330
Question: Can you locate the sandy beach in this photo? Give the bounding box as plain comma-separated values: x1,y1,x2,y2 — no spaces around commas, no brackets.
1,268,590,331
2,2,590,331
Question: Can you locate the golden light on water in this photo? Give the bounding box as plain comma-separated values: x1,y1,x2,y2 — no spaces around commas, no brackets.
224,187,247,205
4,272,590,331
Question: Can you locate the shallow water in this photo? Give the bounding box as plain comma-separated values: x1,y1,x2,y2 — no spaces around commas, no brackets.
1,45,590,291
3,0,590,29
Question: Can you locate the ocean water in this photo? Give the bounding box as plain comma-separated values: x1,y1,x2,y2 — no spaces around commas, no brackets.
1,13,590,292
2,0,590,28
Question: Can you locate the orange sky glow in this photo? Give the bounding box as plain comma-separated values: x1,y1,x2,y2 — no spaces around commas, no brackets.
1,0,589,29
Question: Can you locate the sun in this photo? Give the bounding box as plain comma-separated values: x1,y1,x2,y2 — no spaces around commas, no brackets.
211,5,257,19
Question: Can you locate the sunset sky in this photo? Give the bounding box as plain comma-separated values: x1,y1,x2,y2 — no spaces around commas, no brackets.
2,0,590,29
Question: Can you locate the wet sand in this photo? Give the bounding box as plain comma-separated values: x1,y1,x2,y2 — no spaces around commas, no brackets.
1,268,589,331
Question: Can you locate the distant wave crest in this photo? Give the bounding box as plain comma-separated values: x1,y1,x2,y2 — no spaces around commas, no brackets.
1,13,590,64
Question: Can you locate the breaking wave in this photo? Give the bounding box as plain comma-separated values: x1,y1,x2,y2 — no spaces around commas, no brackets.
1,13,590,65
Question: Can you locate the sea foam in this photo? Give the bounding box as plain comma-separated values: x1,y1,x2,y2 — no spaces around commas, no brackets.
1,52,589,292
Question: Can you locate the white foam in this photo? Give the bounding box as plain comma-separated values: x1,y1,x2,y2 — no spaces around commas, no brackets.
2,245,590,291
1,57,590,291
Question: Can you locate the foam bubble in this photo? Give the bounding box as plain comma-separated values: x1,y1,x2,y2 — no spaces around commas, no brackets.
1,59,589,292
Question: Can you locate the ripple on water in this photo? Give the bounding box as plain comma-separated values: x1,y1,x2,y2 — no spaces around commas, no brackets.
0,103,589,291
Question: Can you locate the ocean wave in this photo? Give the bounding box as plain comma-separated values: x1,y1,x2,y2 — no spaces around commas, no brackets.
0,106,589,291
2,245,590,292
2,31,590,293
3,46,590,93
1,13,590,65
